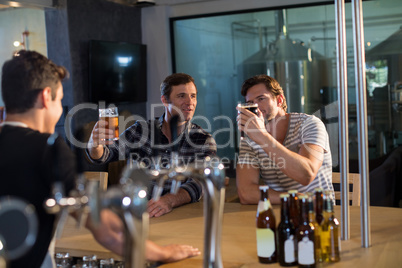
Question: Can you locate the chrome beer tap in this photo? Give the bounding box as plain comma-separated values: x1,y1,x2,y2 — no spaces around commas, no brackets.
149,116,226,268
102,164,150,268
168,157,226,268
45,130,150,268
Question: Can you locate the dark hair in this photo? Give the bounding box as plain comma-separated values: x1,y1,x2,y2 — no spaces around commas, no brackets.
241,74,287,112
1,50,68,113
160,73,196,101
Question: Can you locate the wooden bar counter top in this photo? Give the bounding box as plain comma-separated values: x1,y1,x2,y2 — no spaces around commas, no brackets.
56,202,402,267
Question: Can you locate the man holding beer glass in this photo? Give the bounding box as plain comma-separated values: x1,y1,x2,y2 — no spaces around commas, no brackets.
236,74,334,204
0,51,200,267
87,73,217,217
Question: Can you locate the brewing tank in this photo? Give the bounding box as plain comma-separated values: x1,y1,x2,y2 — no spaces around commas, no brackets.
241,10,334,114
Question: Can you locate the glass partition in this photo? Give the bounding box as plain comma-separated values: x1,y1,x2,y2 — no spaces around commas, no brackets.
171,0,402,172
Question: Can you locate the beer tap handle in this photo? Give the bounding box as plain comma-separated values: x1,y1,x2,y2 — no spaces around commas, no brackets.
152,119,161,160
55,207,69,239
73,128,92,228
170,179,182,195
74,128,87,194
169,115,180,167
87,179,101,226
152,178,165,201
75,206,88,229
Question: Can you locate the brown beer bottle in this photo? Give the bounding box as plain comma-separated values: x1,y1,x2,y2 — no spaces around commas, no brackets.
296,195,316,268
314,188,324,225
277,193,297,266
307,192,322,264
321,191,341,262
256,185,277,263
288,190,300,229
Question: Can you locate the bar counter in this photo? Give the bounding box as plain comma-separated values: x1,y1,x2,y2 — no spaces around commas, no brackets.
56,202,402,267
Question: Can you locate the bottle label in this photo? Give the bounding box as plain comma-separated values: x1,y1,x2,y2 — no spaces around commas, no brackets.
258,200,270,213
256,228,276,258
298,237,315,265
284,235,296,263
321,228,330,252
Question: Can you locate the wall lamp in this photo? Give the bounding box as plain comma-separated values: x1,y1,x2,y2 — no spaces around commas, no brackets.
13,30,29,50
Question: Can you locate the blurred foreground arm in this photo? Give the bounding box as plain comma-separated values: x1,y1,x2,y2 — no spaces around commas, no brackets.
84,209,200,262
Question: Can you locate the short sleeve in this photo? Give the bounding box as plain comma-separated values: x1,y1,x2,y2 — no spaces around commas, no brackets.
300,116,330,153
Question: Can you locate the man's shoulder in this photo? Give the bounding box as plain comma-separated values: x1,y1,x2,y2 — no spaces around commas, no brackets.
290,113,324,128
1,125,50,143
290,112,315,121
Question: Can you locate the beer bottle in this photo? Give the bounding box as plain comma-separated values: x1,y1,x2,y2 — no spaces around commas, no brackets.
256,185,277,263
314,188,324,225
277,193,297,266
288,190,299,229
320,191,330,262
296,195,316,268
321,191,341,262
307,192,322,264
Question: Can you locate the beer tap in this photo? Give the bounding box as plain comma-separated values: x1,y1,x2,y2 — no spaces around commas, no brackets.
168,158,225,268
149,116,226,268
45,129,150,268
102,165,150,268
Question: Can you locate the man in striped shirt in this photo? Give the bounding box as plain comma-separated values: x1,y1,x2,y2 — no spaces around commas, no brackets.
87,73,217,217
236,75,334,204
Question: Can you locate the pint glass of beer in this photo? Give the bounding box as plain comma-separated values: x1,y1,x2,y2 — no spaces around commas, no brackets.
238,103,258,140
99,107,119,141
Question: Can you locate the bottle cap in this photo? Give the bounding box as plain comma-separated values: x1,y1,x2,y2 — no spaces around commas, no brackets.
323,190,332,196
280,193,289,199
299,194,308,200
83,255,97,261
288,189,298,194
314,188,323,193
259,185,269,190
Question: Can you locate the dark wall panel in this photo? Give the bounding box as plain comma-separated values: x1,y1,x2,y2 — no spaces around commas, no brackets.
45,0,146,171
46,0,146,131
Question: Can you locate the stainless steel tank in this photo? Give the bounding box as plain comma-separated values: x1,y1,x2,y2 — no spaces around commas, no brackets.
241,10,334,114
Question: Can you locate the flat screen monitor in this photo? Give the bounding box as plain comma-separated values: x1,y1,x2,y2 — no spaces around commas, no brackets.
89,40,147,104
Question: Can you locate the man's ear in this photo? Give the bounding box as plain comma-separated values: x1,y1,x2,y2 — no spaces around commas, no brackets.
161,95,169,108
276,94,284,108
40,87,52,108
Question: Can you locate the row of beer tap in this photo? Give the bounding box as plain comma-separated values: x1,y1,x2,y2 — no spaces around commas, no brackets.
44,116,226,268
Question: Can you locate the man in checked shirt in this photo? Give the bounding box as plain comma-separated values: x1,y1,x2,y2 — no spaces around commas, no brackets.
87,73,217,217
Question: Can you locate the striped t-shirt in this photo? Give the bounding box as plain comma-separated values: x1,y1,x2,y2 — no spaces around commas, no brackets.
238,113,334,197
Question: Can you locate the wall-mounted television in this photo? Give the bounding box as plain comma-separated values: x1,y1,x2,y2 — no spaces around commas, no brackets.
89,40,147,104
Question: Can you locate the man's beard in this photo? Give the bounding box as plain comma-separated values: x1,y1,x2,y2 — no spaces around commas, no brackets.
264,113,275,123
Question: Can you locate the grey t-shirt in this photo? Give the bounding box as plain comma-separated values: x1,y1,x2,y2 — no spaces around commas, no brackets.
238,113,334,197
